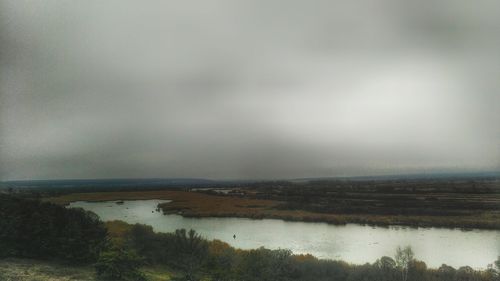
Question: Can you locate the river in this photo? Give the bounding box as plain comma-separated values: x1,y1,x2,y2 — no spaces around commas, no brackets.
69,199,500,269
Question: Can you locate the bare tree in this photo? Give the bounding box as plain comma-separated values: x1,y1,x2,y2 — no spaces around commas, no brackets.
395,246,414,281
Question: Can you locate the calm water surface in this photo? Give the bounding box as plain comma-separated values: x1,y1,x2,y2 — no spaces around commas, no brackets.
70,199,500,268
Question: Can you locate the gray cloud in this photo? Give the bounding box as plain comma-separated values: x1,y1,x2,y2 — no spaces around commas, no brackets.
1,0,499,180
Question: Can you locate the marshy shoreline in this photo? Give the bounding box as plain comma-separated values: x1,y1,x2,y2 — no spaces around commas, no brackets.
46,179,500,230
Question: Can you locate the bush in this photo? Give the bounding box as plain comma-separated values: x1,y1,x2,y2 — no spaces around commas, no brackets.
0,194,107,263
95,248,146,281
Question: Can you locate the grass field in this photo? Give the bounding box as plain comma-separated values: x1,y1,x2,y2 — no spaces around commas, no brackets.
0,258,96,281
0,258,174,281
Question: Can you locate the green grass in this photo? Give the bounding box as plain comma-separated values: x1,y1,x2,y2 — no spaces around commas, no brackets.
141,266,174,281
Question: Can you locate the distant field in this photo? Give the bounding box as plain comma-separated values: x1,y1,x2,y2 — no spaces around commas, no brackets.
46,178,500,229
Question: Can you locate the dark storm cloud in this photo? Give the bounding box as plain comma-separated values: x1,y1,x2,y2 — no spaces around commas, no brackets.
1,0,499,180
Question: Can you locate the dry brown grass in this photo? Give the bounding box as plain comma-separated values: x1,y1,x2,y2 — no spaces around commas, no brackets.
46,190,500,229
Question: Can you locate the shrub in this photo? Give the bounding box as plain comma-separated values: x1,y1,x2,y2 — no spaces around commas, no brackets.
0,195,107,263
95,248,146,281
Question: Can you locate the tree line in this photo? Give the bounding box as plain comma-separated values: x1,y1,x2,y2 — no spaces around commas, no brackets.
111,222,500,281
0,194,107,263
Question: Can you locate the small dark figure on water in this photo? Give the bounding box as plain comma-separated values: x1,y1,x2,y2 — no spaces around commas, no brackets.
233,234,236,239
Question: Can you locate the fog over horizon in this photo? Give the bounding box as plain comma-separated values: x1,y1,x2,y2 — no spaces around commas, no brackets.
1,0,499,181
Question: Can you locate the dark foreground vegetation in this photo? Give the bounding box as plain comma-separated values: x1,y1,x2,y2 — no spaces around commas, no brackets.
1,193,500,281
0,194,107,262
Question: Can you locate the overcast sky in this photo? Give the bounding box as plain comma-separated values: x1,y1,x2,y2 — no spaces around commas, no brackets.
1,0,499,180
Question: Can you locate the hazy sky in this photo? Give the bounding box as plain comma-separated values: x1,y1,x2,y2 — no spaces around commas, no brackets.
1,0,499,180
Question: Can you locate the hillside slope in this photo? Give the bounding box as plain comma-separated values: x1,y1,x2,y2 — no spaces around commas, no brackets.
0,258,96,281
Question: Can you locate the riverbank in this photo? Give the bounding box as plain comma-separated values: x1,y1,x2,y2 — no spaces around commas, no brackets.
2,220,497,281
46,190,500,229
